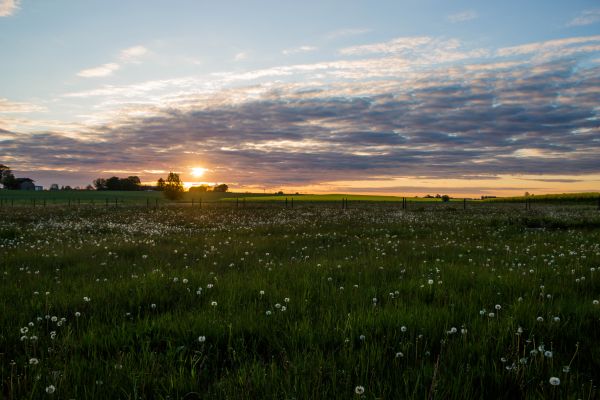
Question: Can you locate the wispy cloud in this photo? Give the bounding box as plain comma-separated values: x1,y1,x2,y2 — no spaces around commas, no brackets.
340,36,433,56
567,9,600,27
324,28,371,40
234,51,248,61
496,35,600,58
447,10,478,23
76,45,149,78
0,0,19,17
282,45,318,55
77,63,120,78
119,45,149,63
0,98,46,113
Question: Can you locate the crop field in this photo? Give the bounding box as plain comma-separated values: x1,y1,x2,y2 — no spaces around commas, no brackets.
1,205,599,399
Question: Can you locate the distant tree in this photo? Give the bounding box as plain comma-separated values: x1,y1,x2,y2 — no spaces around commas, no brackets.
441,195,450,202
524,191,530,197
156,178,166,191
120,176,141,191
50,183,59,191
0,164,17,189
163,172,184,200
276,191,284,195
213,183,229,193
105,176,121,191
62,185,72,191
85,184,94,190
93,178,107,190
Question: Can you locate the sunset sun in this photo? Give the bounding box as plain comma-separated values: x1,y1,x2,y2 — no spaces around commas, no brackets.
191,167,207,177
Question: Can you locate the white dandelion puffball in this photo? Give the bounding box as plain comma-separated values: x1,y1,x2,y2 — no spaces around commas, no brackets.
549,377,560,386
355,385,365,395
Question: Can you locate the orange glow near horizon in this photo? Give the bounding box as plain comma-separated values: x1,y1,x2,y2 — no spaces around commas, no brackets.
141,173,599,197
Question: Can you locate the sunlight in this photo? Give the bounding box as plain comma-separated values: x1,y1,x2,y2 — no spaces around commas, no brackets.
191,167,207,177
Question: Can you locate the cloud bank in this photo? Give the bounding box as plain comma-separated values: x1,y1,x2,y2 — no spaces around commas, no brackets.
4,35,600,193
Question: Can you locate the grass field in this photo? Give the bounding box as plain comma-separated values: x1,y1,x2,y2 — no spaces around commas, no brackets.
1,204,600,399
483,192,600,203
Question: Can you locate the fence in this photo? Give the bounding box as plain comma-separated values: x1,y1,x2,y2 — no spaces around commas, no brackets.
1,196,599,211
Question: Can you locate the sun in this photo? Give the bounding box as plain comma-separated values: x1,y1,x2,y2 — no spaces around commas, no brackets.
191,167,207,177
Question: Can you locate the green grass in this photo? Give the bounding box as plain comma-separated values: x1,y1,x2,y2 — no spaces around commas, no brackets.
483,192,600,203
1,204,599,399
222,194,447,202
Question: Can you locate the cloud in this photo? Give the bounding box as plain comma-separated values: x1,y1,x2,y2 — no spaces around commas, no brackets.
119,45,149,63
447,10,478,23
339,36,433,56
0,0,19,17
76,45,148,78
567,9,600,27
324,28,371,40
497,35,600,57
282,45,318,55
0,98,46,113
77,63,120,78
234,51,248,61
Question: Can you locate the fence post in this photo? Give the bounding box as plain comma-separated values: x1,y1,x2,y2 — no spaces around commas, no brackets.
106,198,109,208
33,199,36,208
285,197,288,208
236,198,239,208
463,198,466,210
44,199,46,208
199,197,202,209
243,198,246,208
155,199,158,208
291,198,294,209
192,198,194,207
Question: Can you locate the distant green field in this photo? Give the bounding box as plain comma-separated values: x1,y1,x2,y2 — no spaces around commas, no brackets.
483,192,600,203
0,190,232,205
223,194,449,202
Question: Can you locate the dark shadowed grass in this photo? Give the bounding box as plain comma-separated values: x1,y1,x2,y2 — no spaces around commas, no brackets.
1,205,599,399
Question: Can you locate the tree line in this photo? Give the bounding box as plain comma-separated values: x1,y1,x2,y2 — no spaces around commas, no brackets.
93,176,143,191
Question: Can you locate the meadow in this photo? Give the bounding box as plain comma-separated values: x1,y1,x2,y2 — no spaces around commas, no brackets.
1,203,599,399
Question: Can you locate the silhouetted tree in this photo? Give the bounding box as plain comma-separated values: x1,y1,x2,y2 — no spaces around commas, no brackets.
0,164,17,189
163,172,184,200
157,178,165,191
213,183,229,192
121,176,141,191
93,178,107,190
441,195,450,202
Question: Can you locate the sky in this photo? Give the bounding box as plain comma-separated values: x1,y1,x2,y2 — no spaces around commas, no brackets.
1,0,599,196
